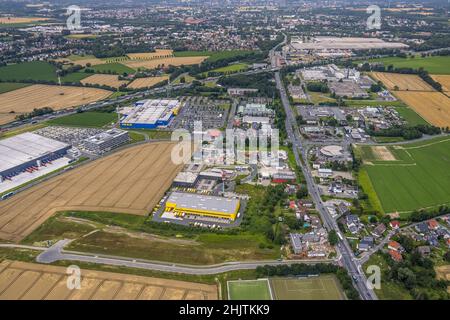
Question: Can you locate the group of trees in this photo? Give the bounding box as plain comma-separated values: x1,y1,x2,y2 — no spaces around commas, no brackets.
15,107,53,121
409,205,450,223
255,263,360,300
384,234,449,300
306,81,329,93
368,124,441,140
218,72,279,98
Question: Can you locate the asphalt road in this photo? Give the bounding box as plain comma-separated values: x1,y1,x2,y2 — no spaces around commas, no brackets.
273,53,377,299
30,240,335,275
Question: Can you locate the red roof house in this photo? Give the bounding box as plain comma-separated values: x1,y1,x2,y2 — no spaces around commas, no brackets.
389,250,403,262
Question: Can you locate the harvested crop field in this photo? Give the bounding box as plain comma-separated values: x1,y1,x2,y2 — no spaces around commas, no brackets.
0,260,217,300
127,76,169,89
127,49,174,60
81,74,129,88
370,72,434,91
0,141,186,242
431,75,450,92
0,84,111,116
372,146,396,161
123,56,207,70
394,91,450,127
0,17,50,24
0,113,19,126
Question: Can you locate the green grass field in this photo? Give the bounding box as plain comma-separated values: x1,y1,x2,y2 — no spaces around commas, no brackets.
357,56,450,75
0,82,31,94
270,275,345,300
90,63,135,74
0,61,58,81
358,136,450,214
47,112,117,127
228,279,272,300
60,72,90,83
206,63,248,74
395,107,429,126
174,50,253,62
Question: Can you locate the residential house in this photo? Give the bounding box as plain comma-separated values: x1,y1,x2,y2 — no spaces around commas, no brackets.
427,219,439,230
346,214,361,234
389,249,403,262
290,233,306,254
388,240,403,252
415,223,428,235
390,220,400,230
417,246,431,257
372,223,386,238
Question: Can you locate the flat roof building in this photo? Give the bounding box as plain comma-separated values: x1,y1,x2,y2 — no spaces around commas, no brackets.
165,192,240,220
0,132,70,180
120,99,182,129
81,128,129,155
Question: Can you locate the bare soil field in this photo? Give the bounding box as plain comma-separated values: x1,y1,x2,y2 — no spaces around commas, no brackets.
370,72,434,91
0,17,50,24
394,91,450,127
0,84,111,115
372,146,396,161
0,142,186,242
81,74,129,88
127,76,169,89
431,75,450,92
123,56,207,70
127,49,174,60
0,260,217,300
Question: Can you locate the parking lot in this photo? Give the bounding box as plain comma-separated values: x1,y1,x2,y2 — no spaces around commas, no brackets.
169,96,230,131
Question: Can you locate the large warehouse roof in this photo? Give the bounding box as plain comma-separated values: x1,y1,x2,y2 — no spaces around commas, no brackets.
166,192,239,215
120,99,181,125
0,132,69,173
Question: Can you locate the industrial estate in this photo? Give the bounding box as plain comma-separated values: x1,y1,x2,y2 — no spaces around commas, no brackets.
0,0,449,305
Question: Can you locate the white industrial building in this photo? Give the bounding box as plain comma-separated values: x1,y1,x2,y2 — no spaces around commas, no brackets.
81,128,129,155
0,132,70,181
119,99,182,129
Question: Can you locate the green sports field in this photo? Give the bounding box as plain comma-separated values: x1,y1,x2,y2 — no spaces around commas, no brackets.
357,136,450,214
270,275,345,300
46,112,117,128
358,56,450,75
227,279,272,300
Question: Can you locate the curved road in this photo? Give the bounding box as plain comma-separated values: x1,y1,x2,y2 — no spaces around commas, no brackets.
0,240,336,275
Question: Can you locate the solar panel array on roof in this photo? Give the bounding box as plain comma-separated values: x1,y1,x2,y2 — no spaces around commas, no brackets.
0,132,70,173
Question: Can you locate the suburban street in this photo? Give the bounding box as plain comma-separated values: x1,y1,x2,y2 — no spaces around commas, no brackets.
270,35,377,299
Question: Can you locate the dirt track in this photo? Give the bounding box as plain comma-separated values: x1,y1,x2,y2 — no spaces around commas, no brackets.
0,142,185,242
0,260,217,300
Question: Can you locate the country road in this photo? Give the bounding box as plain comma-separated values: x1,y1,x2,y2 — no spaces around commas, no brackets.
0,240,336,275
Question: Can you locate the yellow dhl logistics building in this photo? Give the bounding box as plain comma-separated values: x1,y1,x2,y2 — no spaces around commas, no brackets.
165,192,240,220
